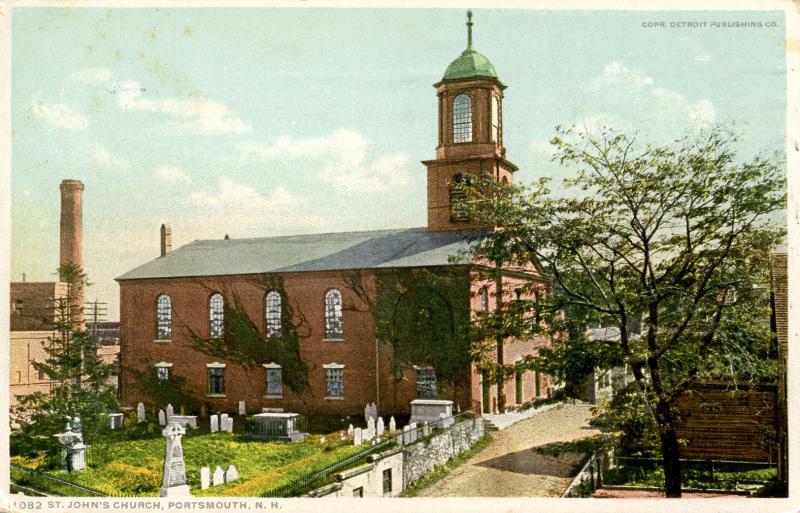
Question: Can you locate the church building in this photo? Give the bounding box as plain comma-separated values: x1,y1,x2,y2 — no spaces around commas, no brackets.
117,12,552,417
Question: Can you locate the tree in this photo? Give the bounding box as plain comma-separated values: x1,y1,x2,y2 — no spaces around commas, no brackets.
465,126,785,496
11,264,118,457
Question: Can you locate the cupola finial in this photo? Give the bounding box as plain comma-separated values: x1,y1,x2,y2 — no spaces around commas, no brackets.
466,10,473,50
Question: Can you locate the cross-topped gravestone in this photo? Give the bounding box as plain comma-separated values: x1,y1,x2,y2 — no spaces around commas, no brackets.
159,422,191,497
137,403,145,423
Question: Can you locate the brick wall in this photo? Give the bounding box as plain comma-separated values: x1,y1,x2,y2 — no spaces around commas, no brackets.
674,383,778,462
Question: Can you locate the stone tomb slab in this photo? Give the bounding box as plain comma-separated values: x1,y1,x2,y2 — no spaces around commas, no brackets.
250,413,307,442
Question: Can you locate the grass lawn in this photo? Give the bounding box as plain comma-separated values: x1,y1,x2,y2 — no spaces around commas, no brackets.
12,430,365,497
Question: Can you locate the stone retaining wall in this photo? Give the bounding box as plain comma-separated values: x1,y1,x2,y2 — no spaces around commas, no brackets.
402,417,484,488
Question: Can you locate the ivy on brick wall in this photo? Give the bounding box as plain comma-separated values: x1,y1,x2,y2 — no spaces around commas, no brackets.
130,366,199,413
366,268,472,382
186,275,309,392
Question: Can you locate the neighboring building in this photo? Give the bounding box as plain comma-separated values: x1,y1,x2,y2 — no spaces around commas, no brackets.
580,327,633,405
769,253,787,482
117,13,552,417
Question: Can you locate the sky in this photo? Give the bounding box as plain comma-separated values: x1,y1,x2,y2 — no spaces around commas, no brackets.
10,7,787,320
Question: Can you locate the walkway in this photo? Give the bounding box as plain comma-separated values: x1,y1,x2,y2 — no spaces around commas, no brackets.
417,402,601,497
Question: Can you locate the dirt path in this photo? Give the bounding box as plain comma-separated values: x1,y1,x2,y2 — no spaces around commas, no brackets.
416,402,601,497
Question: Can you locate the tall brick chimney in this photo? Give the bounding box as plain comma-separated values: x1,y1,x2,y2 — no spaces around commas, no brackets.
160,223,172,257
59,179,84,326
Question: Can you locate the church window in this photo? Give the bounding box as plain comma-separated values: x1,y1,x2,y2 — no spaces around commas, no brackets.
207,362,226,395
480,286,490,311
450,173,473,221
324,364,345,397
156,294,172,340
265,291,282,337
264,363,283,397
324,289,343,339
209,293,225,339
453,94,472,143
491,95,500,142
416,367,437,399
155,362,172,381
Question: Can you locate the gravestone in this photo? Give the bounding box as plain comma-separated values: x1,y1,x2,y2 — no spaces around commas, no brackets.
212,465,225,486
319,436,326,444
422,421,430,437
347,424,354,436
366,417,376,440
220,414,229,430
159,422,191,497
158,410,166,426
376,417,385,437
389,416,396,433
251,413,307,441
354,427,362,446
166,403,174,420
238,401,246,415
225,417,234,433
200,466,210,490
225,464,239,483
55,417,86,472
410,399,453,424
210,415,219,433
137,403,146,423
108,413,124,430
169,416,198,429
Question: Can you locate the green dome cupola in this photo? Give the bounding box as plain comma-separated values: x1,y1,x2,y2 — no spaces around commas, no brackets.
442,10,499,82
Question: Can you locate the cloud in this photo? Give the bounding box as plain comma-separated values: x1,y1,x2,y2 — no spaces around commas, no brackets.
116,80,251,135
242,129,410,191
91,143,130,169
190,177,296,210
155,165,192,185
588,61,716,131
27,101,89,130
693,53,712,63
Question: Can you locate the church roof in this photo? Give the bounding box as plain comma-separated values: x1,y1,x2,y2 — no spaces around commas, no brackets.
442,10,499,82
116,228,485,281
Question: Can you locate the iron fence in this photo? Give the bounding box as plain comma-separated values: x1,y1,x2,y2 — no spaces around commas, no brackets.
261,411,475,497
10,464,108,497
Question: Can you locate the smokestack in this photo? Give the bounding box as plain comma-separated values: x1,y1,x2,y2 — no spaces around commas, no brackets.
59,179,84,327
160,224,172,257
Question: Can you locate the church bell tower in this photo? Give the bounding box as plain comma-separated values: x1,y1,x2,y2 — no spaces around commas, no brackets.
423,10,518,232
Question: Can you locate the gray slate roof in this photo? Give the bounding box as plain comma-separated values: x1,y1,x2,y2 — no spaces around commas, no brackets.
117,227,485,281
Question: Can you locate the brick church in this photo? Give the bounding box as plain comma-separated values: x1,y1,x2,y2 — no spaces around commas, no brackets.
117,12,552,417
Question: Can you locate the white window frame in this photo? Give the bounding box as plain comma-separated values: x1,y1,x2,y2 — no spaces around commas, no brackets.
155,361,173,381
263,362,283,398
207,362,226,397
323,363,345,400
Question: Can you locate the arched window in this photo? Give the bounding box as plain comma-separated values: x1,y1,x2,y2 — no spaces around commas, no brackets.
324,289,343,339
209,293,224,339
452,94,472,143
265,291,282,337
491,95,500,143
450,173,473,221
156,294,172,340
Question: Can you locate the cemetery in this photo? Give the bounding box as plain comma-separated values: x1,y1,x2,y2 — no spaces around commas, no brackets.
10,400,487,498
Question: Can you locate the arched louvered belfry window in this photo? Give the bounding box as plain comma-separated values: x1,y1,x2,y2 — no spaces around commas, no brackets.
209,293,225,339
324,289,343,340
450,173,473,221
156,294,172,340
265,290,282,338
491,94,500,143
453,94,472,143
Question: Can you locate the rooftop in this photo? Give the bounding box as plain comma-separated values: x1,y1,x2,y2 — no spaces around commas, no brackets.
442,10,500,83
116,227,485,281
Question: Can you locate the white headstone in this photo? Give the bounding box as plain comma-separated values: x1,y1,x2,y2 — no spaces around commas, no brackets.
376,417,385,437
158,410,166,426
364,405,370,422
210,415,219,433
389,416,396,433
354,427,363,446
238,401,246,415
225,464,239,483
367,417,375,435
347,424,354,436
159,422,190,497
137,403,146,423
220,413,228,427
166,403,174,419
319,436,326,444
213,465,225,486
422,421,430,437
226,417,234,433
200,466,210,490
